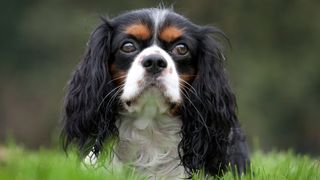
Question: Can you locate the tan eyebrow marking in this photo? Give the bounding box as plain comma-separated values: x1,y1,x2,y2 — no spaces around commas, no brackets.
159,26,184,42
124,23,151,40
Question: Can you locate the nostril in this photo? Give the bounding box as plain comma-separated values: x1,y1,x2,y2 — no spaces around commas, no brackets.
157,59,167,68
142,59,152,68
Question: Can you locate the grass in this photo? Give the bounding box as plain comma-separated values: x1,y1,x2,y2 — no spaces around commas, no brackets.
0,145,319,180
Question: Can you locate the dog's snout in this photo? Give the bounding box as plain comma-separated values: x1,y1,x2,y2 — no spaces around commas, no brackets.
142,55,167,75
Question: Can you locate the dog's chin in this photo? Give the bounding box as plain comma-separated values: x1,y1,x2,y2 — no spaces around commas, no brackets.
121,84,180,114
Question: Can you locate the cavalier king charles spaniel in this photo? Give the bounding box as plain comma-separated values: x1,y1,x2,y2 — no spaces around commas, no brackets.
61,8,250,179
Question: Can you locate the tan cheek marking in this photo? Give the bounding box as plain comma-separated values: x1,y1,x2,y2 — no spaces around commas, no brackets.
124,24,151,40
159,26,184,42
110,64,127,85
179,74,196,85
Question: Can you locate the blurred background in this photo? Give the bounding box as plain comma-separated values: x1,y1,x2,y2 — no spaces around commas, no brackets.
0,0,319,155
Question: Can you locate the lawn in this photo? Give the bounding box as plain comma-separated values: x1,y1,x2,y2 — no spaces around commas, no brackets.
0,145,319,180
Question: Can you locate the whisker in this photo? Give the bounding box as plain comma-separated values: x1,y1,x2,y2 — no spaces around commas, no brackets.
96,84,125,111
180,88,211,139
179,84,205,105
180,89,204,123
179,78,197,95
106,75,127,85
105,86,123,109
178,79,207,108
179,82,197,97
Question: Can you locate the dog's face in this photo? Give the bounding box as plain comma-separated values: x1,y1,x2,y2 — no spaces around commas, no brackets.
108,9,198,110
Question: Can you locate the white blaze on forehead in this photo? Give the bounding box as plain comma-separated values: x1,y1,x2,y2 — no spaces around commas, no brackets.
151,9,168,38
121,45,181,105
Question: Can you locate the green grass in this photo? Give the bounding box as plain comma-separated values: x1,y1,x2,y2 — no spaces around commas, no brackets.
0,146,319,180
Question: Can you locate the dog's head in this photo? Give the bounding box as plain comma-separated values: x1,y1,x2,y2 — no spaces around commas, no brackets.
62,8,238,175
109,9,199,109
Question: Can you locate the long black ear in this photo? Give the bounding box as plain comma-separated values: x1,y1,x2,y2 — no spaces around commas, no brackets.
61,19,118,158
179,27,240,176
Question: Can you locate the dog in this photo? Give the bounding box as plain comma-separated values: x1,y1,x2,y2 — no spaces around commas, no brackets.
61,7,250,179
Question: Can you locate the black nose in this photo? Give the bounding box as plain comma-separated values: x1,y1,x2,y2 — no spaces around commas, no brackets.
142,55,167,74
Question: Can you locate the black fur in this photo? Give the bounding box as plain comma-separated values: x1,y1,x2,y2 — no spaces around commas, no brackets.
61,8,249,177
61,20,119,157
179,26,249,176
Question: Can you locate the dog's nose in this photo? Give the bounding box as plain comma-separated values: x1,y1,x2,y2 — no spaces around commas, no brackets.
142,55,167,75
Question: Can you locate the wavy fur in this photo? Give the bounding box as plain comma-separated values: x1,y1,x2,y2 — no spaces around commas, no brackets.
179,26,249,176
61,20,119,157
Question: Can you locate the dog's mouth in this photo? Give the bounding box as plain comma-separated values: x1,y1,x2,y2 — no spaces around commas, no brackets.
123,97,179,112
122,83,180,114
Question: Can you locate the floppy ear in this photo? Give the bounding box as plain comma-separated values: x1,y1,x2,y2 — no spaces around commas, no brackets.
179,27,238,176
61,19,118,157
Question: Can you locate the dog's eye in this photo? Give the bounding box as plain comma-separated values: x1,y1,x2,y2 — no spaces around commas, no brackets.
172,44,189,56
121,42,136,53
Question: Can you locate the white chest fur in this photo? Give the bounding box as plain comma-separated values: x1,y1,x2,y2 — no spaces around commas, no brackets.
114,89,184,178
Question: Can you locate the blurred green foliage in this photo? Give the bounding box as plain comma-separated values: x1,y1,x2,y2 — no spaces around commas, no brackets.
0,0,319,155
